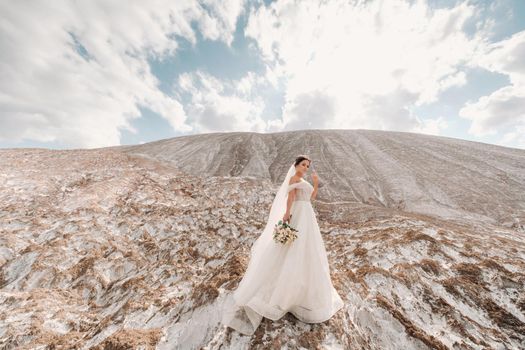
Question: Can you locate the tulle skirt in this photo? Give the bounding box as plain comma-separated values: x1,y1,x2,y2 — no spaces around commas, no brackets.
222,200,344,335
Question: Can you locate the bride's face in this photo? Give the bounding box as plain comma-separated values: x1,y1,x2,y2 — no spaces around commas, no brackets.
296,160,310,174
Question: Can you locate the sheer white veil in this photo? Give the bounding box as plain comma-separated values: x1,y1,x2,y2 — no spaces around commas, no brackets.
249,162,296,258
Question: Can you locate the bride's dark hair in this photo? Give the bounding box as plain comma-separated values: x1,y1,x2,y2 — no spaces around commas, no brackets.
294,155,311,166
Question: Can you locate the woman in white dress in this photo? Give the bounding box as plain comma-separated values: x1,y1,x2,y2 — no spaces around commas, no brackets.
222,155,344,335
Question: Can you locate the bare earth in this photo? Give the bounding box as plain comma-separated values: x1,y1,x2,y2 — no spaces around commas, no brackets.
1,129,524,349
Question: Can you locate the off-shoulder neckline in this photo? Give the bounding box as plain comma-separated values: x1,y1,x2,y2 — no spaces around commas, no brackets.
289,178,307,185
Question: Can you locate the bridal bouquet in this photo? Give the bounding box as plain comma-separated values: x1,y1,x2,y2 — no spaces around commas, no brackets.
273,218,298,244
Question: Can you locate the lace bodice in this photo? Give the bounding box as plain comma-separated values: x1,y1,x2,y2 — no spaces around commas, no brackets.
287,179,313,202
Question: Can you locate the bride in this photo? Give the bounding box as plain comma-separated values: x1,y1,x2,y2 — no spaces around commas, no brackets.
222,155,344,335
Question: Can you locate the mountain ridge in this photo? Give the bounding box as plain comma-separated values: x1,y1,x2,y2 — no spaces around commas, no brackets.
120,129,525,229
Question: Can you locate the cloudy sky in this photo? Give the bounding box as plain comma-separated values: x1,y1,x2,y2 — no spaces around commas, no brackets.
1,0,524,150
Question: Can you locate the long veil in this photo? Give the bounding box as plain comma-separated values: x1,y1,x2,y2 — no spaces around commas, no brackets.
221,162,296,334
250,162,296,259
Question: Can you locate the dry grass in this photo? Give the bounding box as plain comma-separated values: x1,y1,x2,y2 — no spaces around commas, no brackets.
92,328,162,350
375,294,448,350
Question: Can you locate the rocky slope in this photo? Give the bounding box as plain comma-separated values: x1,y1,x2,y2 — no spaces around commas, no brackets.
0,130,524,349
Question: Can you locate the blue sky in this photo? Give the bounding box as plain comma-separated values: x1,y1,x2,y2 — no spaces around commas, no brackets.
1,0,524,150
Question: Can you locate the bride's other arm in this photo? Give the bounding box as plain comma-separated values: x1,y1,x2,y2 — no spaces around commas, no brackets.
284,178,297,222
285,189,295,219
310,171,319,200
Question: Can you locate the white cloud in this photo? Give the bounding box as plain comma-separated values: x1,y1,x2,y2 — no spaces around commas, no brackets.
413,116,449,136
501,125,525,149
176,71,266,133
459,30,525,147
0,0,245,148
199,0,246,45
245,0,483,136
460,86,525,135
281,90,337,130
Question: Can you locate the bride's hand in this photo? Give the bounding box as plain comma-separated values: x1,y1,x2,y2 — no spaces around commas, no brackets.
283,212,291,223
312,171,319,185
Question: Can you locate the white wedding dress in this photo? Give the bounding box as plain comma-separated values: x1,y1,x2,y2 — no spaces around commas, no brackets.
222,177,344,335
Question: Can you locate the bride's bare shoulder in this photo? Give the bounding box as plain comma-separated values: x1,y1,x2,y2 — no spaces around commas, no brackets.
288,175,301,185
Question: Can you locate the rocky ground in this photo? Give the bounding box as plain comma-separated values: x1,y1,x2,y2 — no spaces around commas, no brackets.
1,130,524,349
